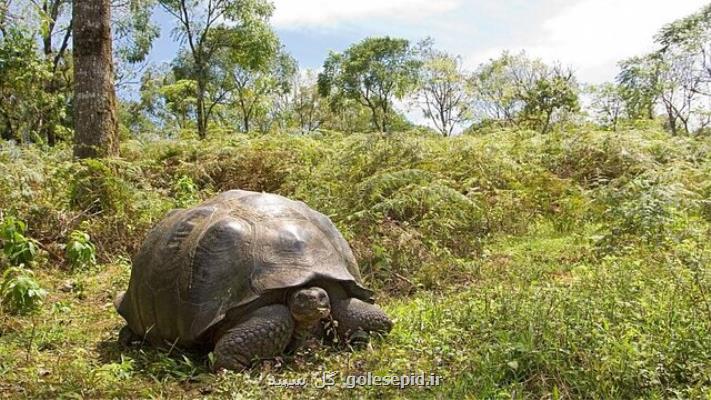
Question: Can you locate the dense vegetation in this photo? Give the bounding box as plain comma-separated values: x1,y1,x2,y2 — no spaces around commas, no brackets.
1,127,711,398
2,2,711,146
2,0,711,398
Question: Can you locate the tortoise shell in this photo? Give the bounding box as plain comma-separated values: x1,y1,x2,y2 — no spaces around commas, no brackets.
117,190,373,347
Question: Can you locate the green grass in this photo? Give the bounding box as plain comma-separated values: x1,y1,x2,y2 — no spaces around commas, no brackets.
1,226,709,399
1,128,711,398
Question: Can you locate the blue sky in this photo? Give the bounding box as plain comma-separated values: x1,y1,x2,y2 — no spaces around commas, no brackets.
149,0,709,84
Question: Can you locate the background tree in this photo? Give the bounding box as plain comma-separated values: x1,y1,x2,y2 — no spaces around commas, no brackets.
656,51,700,135
520,66,579,134
0,0,157,146
469,52,545,128
0,27,58,142
262,52,299,132
112,0,160,88
656,3,711,93
159,0,275,138
587,82,626,131
616,5,711,135
318,36,421,133
469,51,579,133
0,0,73,145
72,0,119,158
36,0,72,145
617,55,661,121
319,98,372,133
0,0,7,33
655,4,711,134
135,65,197,132
415,40,472,136
289,70,326,132
220,47,296,133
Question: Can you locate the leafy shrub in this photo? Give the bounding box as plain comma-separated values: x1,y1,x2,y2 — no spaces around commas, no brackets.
3,128,711,398
544,130,658,187
65,230,97,270
0,266,47,315
171,175,199,208
593,175,691,254
0,216,39,266
69,159,132,215
183,135,324,195
92,355,135,382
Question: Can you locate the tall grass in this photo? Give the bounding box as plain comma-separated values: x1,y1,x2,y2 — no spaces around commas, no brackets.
1,128,710,398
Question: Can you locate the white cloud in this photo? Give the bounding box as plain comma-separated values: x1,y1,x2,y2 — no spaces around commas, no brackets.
271,0,461,29
466,0,709,83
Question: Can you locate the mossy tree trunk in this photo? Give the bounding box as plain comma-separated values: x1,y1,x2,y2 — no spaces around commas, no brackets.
72,0,119,158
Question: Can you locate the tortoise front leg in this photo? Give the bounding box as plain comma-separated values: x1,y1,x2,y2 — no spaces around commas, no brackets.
118,325,142,347
213,305,294,371
330,298,393,344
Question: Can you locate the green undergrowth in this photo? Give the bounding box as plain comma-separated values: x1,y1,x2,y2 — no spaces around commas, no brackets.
1,128,711,398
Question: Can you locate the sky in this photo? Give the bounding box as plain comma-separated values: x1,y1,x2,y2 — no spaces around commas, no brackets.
149,0,710,85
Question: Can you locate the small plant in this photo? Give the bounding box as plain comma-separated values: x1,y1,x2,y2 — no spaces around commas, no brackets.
594,177,684,254
69,159,132,215
0,216,39,266
92,355,135,382
0,266,47,315
147,354,203,382
65,230,97,270
50,300,72,315
172,175,199,207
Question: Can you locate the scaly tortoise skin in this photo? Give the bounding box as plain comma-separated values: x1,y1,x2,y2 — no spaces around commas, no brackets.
115,190,392,370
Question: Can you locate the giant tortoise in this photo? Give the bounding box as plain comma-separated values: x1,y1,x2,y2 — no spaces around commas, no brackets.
115,190,392,371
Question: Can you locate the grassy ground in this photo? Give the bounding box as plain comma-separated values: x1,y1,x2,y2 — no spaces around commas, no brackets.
1,129,711,398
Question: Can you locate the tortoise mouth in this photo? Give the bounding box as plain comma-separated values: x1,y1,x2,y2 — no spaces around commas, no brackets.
289,287,331,322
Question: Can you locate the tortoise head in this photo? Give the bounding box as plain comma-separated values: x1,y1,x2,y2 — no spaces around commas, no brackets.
288,286,330,323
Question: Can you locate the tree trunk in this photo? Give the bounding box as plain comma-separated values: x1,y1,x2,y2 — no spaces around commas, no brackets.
541,111,552,134
72,0,119,158
41,9,56,146
42,80,58,147
0,110,15,141
243,114,250,133
666,107,677,135
380,102,389,133
196,80,207,139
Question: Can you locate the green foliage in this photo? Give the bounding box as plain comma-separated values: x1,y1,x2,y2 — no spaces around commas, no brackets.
69,159,132,215
216,48,298,133
318,37,421,132
617,54,661,120
469,51,580,133
3,124,711,398
0,266,47,315
416,40,472,136
129,67,198,135
594,179,682,254
587,82,626,131
158,0,277,138
0,27,61,143
92,355,135,382
520,73,579,134
65,230,97,270
617,4,711,135
172,175,199,207
113,0,160,64
0,216,39,266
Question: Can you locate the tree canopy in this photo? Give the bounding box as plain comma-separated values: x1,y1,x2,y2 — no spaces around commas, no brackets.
318,37,421,133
